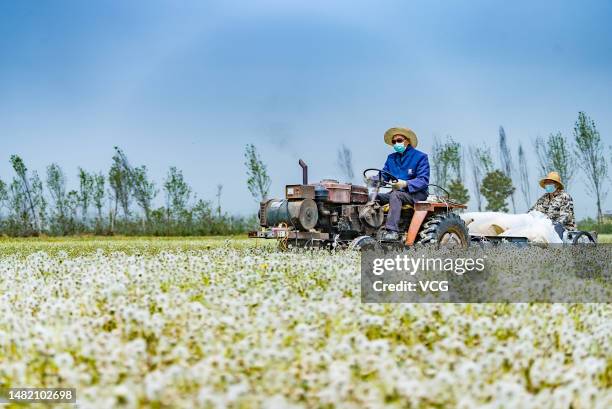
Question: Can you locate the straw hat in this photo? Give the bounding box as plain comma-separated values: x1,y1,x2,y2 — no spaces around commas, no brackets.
384,127,418,148
539,171,564,190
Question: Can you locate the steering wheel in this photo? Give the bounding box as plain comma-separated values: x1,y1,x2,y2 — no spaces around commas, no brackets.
363,168,398,187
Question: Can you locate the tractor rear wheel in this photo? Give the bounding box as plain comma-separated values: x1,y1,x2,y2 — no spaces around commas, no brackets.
570,231,596,244
417,212,470,248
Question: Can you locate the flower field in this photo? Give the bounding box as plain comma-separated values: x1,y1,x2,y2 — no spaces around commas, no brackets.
0,237,610,408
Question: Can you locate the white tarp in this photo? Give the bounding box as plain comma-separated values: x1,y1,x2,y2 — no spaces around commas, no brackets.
461,211,562,243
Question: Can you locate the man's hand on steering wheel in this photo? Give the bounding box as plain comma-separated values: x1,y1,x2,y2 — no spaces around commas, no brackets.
363,168,398,188
390,179,407,190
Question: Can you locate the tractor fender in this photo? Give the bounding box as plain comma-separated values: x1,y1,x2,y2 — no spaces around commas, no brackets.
405,210,429,245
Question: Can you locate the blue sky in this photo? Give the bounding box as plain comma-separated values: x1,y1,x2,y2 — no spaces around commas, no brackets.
0,0,610,218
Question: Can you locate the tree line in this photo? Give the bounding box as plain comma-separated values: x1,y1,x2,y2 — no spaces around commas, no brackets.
0,147,256,237
1,111,609,237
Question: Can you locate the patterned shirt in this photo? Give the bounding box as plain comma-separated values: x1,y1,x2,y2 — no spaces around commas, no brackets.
529,190,576,230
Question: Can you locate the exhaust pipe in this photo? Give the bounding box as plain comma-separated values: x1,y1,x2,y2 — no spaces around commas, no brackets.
299,159,308,184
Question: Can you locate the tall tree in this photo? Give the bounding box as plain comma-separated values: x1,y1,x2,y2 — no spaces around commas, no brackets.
46,163,68,228
78,168,95,224
446,140,462,181
110,147,158,224
216,184,223,218
573,112,608,223
47,163,67,234
517,145,531,210
498,126,516,212
534,132,576,190
109,147,132,220
432,137,462,189
66,190,79,225
468,147,482,211
481,169,515,212
8,178,29,228
336,144,355,182
10,155,40,232
468,146,493,211
108,164,121,229
192,199,215,234
0,179,7,215
92,173,105,225
164,166,191,220
244,144,271,202
131,165,158,223
433,137,468,204
30,171,47,232
0,179,7,229
431,138,448,188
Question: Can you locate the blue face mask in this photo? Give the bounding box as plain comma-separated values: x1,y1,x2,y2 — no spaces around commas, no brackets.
393,143,406,153
544,184,556,193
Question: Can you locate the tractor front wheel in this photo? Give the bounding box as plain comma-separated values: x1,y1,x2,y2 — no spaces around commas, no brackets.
348,235,381,251
417,212,470,248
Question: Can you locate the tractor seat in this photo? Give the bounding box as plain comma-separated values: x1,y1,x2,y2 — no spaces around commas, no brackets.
382,203,413,213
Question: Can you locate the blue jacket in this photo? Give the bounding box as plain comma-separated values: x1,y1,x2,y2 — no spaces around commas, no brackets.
382,146,430,194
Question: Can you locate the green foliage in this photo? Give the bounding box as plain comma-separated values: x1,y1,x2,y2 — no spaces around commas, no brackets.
498,126,513,178
47,163,71,234
447,179,470,205
517,144,531,211
131,165,157,221
431,137,470,209
476,147,494,173
0,179,7,208
244,144,271,202
1,148,256,237
431,137,462,189
92,173,105,225
10,154,40,232
498,127,516,213
164,166,191,220
109,147,132,220
573,112,608,223
577,217,612,234
30,172,46,231
481,170,515,212
9,155,27,177
468,146,494,211
0,179,9,234
46,163,67,222
78,168,95,222
215,184,223,217
66,190,80,225
8,179,26,220
535,132,576,190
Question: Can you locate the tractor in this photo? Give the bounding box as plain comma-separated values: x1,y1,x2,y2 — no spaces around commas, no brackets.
248,160,470,250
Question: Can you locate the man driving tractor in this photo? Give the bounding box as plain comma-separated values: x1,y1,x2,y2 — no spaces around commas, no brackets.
376,127,430,241
529,171,576,238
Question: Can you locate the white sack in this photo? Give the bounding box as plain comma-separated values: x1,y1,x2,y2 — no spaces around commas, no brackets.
461,211,562,244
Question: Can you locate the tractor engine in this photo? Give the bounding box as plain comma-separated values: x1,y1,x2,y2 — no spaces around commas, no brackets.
258,161,384,242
